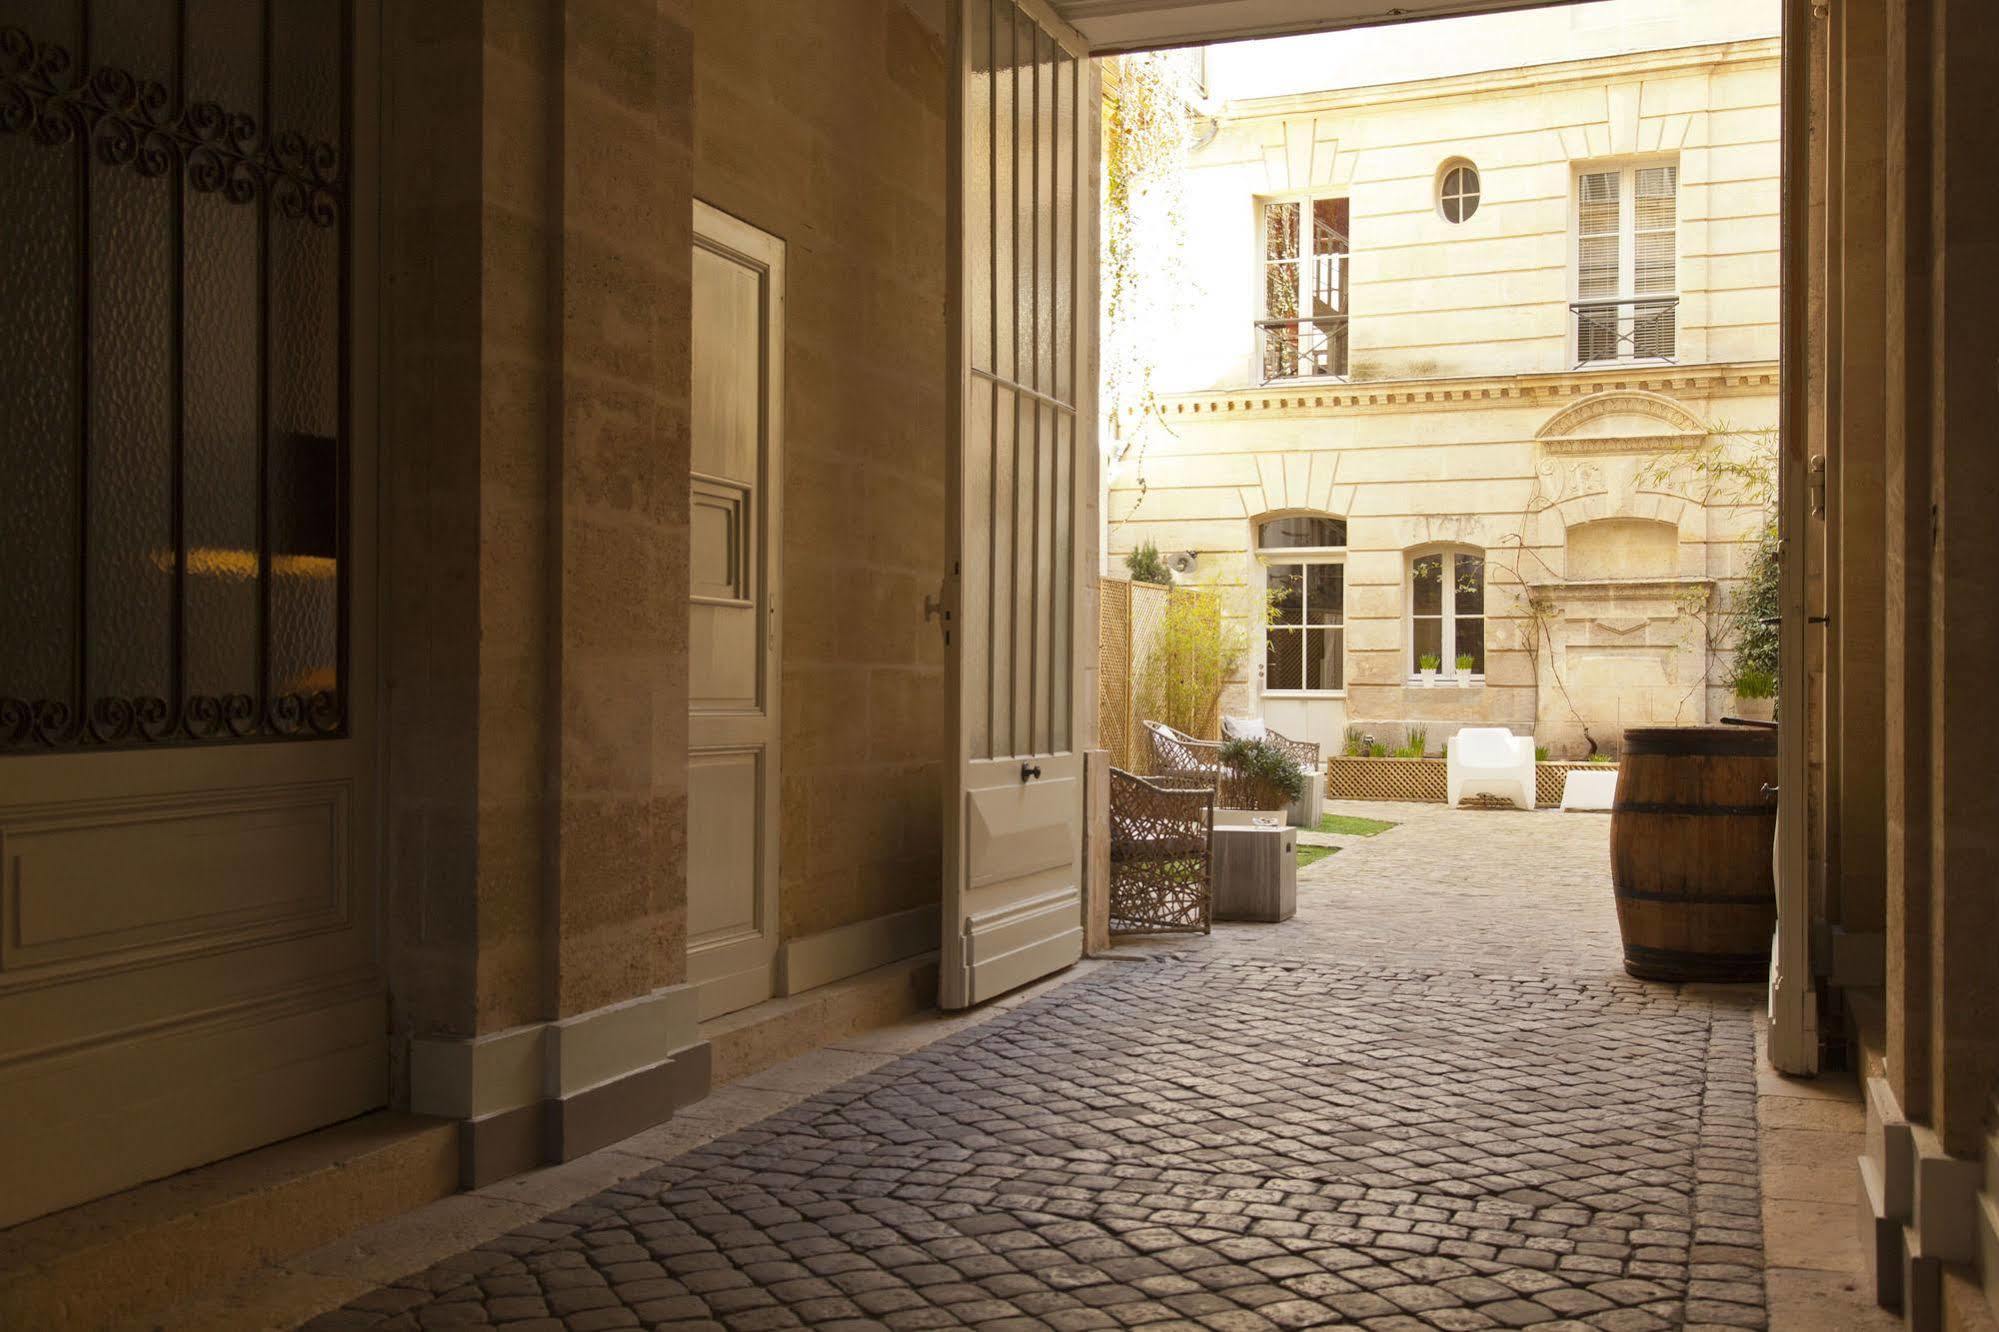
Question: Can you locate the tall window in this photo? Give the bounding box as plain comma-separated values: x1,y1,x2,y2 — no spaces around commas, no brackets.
1410,550,1485,677
1574,162,1677,364
1259,197,1349,380
1259,515,1346,692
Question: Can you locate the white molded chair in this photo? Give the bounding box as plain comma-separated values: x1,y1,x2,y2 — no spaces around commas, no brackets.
1446,727,1536,810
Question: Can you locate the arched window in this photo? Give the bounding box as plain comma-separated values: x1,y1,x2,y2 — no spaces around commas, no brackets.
1409,547,1485,677
1257,514,1346,549
1439,160,1481,223
1257,515,1346,693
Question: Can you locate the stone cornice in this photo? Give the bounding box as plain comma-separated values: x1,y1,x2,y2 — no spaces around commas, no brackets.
1218,38,1781,123
1158,362,1779,421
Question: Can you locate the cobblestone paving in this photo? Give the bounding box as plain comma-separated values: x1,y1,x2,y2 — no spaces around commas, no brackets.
306,805,1765,1331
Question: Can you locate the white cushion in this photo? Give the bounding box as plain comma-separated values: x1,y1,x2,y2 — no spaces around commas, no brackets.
1223,716,1268,741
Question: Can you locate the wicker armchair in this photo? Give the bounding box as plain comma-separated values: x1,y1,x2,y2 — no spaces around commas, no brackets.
1144,719,1271,809
1219,716,1321,772
1108,767,1213,936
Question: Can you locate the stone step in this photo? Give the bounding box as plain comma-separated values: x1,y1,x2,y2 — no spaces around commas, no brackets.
0,1111,456,1332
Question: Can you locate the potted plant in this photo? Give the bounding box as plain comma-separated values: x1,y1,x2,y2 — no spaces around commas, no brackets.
1455,652,1476,686
1418,654,1441,687
1219,736,1306,812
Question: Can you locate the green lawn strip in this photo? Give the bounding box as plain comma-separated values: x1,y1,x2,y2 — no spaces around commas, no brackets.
1314,813,1398,837
1297,845,1338,869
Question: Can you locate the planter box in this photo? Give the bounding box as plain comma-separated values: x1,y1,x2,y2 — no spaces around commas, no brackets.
1324,756,1615,809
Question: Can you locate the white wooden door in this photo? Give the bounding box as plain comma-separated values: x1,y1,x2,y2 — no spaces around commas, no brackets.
941,0,1098,1009
687,202,784,1021
0,0,382,1226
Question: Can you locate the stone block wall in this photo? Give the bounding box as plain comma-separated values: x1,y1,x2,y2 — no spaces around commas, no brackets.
693,0,950,944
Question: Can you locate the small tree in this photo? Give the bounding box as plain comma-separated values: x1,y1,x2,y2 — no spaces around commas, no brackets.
1125,539,1173,586
1136,588,1246,738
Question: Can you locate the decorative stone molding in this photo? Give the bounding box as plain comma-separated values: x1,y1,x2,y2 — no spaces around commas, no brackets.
1536,388,1710,454
1159,364,1776,421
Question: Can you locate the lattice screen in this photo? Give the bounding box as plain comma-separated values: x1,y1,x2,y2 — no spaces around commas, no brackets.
1097,577,1133,769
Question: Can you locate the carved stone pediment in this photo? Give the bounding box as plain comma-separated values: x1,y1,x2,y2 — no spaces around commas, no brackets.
1536,389,1708,456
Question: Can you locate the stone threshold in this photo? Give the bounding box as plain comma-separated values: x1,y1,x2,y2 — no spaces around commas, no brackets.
0,1110,458,1332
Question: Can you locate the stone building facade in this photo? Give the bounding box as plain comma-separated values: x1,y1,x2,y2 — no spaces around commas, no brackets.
1105,12,1781,758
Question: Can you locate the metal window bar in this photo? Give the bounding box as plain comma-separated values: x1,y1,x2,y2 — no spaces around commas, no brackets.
1571,295,1678,366
1256,315,1350,381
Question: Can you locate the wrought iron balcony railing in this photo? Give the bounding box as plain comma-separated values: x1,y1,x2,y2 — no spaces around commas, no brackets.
1256,315,1350,382
1571,295,1679,366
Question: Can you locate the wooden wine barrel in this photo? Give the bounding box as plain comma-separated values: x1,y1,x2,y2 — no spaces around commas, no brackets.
1610,726,1778,982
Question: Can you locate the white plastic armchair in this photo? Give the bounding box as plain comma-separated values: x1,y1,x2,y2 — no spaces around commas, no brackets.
1446,727,1536,810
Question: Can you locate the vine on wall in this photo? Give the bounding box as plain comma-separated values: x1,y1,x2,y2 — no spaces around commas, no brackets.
1101,51,1203,518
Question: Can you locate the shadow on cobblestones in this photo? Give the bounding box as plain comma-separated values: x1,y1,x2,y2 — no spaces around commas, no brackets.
308,807,1765,1331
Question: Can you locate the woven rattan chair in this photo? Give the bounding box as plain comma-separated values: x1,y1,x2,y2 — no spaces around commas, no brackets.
1219,716,1321,772
1108,767,1214,936
1144,719,1264,808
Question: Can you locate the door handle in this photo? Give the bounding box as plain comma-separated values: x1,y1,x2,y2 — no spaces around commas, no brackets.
1021,763,1042,782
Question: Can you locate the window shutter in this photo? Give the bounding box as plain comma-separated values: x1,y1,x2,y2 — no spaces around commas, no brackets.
1633,164,1677,295
1576,170,1620,300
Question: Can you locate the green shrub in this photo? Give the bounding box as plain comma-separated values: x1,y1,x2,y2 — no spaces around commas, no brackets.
1343,725,1368,757
1455,653,1475,672
1418,654,1441,671
1124,539,1173,586
1534,745,1550,762
1405,725,1428,757
1221,737,1306,805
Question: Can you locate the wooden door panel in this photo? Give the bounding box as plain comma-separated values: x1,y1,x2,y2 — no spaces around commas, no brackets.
943,0,1097,1009
688,202,784,1023
0,0,383,1227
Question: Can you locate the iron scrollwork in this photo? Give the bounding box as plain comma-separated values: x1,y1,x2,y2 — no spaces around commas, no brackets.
0,25,342,227
0,691,344,748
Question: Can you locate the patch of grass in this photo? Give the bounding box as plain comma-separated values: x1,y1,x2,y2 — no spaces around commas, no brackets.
1314,813,1397,837
1297,845,1338,869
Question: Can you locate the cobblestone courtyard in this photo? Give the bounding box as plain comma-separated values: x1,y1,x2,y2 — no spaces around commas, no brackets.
303,805,1768,1331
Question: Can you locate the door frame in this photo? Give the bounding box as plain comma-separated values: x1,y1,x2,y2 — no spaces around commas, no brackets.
685,199,785,1021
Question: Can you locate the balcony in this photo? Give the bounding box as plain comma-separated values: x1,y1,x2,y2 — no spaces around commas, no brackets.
1257,315,1350,382
1571,295,1679,366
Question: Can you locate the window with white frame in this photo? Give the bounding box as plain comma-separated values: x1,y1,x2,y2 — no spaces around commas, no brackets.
1409,549,1484,677
1574,162,1678,364
1438,160,1480,223
1258,515,1346,692
1258,197,1349,381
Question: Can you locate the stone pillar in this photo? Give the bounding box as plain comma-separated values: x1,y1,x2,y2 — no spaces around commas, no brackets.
382,0,705,1187
1831,0,1889,983
1927,0,1999,1165
1882,0,1934,1128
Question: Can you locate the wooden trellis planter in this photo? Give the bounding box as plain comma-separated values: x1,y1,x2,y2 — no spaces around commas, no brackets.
1323,757,1615,808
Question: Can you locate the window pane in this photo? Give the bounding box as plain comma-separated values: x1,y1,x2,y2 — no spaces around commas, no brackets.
1633,299,1676,359
1262,323,1299,380
1305,563,1343,625
1263,201,1300,260
1412,553,1443,615
1299,317,1348,377
1265,262,1299,319
1306,626,1343,690
1312,198,1349,255
1412,616,1442,671
1266,627,1302,690
1258,516,1347,548
1267,564,1302,624
1310,250,1346,317
1454,552,1484,617
1455,617,1485,674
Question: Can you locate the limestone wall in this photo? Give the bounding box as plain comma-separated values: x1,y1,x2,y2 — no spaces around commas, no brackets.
1107,370,1779,758
693,0,949,944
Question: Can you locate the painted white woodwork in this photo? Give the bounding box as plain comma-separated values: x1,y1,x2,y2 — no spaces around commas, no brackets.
1048,0,1590,54
941,0,1098,1008
0,4,385,1229
688,201,785,1022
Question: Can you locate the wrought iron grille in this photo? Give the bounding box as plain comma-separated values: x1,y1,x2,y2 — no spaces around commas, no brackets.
1572,295,1678,366
0,2,349,750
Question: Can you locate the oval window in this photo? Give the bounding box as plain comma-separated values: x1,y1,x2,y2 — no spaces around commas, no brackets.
1440,162,1481,223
